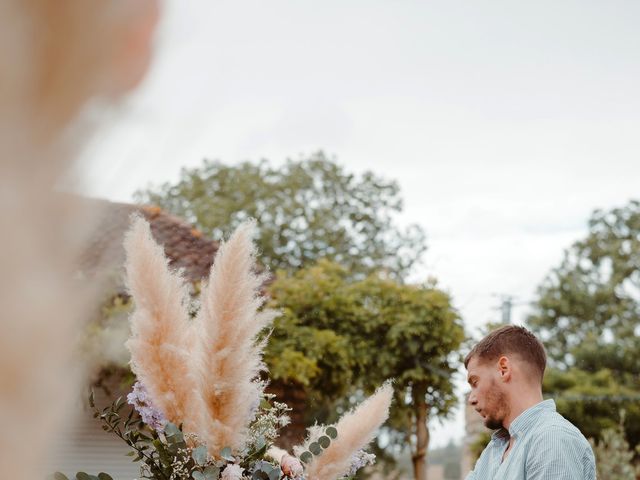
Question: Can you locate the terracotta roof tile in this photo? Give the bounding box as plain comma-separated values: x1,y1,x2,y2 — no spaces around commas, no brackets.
78,198,219,283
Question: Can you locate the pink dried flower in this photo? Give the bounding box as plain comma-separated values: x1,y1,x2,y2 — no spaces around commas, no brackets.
281,454,304,478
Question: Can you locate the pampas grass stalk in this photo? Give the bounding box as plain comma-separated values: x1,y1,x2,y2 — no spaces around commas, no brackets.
193,220,278,453
124,216,201,432
302,382,394,480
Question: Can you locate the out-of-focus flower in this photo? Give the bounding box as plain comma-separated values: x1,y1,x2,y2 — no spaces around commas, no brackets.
221,463,244,480
127,381,167,432
280,454,304,478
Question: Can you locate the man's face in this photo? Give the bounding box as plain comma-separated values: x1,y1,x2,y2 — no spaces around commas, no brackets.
467,356,510,430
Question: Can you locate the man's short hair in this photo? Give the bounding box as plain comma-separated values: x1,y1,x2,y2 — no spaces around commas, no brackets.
464,325,547,381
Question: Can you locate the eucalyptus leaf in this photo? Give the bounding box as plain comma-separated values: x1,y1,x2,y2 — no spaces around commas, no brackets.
220,446,234,461
309,442,322,455
268,467,282,480
192,445,208,465
254,435,267,450
166,430,185,447
325,426,338,439
203,465,220,479
300,451,313,463
192,472,205,480
97,474,114,480
53,473,69,480
318,435,331,449
164,422,180,437
252,460,279,480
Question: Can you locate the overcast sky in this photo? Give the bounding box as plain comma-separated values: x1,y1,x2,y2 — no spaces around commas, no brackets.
80,0,640,448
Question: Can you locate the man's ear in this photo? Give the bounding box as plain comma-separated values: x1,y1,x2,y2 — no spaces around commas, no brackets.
105,0,161,95
497,356,512,382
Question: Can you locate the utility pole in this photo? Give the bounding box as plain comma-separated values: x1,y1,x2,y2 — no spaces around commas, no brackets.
492,294,524,325
500,295,513,324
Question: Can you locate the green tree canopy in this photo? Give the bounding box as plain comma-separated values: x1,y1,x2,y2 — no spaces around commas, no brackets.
528,200,640,451
264,260,465,479
135,153,427,279
528,200,640,367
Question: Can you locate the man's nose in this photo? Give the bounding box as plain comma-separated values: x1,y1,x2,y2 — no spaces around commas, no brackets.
468,393,477,406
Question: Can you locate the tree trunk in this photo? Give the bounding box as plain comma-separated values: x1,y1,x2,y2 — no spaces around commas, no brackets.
412,383,430,480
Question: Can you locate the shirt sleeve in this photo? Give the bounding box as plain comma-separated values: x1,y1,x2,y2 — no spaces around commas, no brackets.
526,426,596,480
464,443,490,480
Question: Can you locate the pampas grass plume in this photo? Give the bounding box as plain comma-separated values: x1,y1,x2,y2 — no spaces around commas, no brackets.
302,382,394,480
124,215,201,432
193,220,279,453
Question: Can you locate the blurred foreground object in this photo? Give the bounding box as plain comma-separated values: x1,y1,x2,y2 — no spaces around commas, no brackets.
0,1,159,478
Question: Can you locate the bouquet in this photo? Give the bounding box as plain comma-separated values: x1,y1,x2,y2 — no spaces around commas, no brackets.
56,218,392,480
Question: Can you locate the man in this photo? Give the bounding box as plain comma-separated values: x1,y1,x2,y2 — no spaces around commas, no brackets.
465,325,596,479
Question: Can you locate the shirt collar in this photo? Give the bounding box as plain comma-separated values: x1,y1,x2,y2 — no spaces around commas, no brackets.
509,399,555,436
490,399,556,441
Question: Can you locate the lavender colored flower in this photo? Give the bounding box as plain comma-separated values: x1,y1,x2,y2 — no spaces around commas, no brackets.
127,381,167,432
348,449,376,476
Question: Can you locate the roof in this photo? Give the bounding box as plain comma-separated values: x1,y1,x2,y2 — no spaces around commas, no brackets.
77,198,219,283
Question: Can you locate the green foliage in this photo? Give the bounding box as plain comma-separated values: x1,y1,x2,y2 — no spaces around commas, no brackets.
265,260,465,447
251,460,282,480
52,473,113,480
90,392,191,480
135,153,427,279
528,200,640,451
528,200,640,366
84,391,291,480
543,368,640,446
589,414,640,480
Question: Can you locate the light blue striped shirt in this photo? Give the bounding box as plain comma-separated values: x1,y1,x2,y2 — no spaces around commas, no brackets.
466,399,596,479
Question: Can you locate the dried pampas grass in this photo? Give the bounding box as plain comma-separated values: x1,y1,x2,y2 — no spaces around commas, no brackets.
124,216,200,432
193,220,279,452
124,218,278,454
301,382,394,480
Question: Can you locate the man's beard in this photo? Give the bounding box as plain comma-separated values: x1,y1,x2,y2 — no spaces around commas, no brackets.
483,385,509,430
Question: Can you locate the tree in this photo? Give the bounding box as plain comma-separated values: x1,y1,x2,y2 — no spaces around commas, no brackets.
589,413,640,480
528,200,640,451
135,153,427,279
264,260,465,480
543,367,640,447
